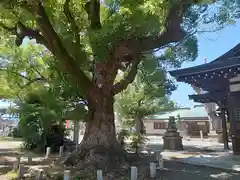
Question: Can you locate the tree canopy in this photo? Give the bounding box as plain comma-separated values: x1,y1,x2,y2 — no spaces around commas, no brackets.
0,0,237,99
0,40,88,121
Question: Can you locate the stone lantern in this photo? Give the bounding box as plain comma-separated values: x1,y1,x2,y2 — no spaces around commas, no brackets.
163,116,183,150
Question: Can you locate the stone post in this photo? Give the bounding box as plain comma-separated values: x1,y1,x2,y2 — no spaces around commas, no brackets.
45,147,51,159
36,169,43,180
64,170,70,180
59,146,64,157
158,154,164,170
17,164,24,179
130,166,138,180
97,170,103,180
150,163,156,178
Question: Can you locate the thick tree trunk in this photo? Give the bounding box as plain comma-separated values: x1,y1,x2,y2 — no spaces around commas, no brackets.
65,90,126,168
81,110,120,149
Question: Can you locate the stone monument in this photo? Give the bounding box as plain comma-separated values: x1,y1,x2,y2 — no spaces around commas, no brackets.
163,116,183,150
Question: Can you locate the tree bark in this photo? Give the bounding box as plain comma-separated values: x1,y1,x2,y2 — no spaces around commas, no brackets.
135,116,141,134
135,116,145,135
73,121,80,145
65,88,126,168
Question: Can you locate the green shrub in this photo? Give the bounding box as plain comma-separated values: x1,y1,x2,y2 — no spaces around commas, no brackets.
129,133,148,154
16,91,66,153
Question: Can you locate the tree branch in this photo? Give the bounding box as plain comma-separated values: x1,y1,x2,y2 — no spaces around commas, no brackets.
27,1,92,92
0,21,48,46
2,70,47,88
35,69,46,79
84,0,102,29
21,77,46,88
63,0,80,45
5,71,31,81
128,1,193,52
113,58,141,95
111,1,195,95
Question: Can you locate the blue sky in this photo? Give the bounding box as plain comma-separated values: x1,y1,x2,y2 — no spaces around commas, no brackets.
170,20,240,107
1,21,240,109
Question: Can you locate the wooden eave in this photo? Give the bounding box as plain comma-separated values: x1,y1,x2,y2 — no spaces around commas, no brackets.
169,43,240,78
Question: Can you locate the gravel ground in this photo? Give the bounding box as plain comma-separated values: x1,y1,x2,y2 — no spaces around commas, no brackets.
1,139,239,180
160,160,240,180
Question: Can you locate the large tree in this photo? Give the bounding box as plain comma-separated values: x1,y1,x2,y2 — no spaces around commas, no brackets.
0,0,237,166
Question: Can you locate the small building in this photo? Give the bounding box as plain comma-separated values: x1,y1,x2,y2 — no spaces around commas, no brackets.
143,105,209,136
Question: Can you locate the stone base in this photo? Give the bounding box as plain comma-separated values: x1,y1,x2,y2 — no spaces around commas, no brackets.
208,130,218,138
163,136,183,150
164,131,179,137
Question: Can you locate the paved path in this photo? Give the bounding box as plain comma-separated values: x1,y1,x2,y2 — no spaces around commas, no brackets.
145,136,231,150
161,160,240,180
0,141,22,150
141,136,240,173
161,150,240,172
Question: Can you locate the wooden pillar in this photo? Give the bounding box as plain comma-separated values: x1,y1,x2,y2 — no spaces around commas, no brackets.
220,107,229,150
226,110,231,134
227,91,240,154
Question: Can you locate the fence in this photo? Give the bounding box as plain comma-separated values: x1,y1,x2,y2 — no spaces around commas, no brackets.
12,146,165,179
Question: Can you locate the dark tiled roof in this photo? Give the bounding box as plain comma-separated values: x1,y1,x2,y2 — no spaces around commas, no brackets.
169,43,240,77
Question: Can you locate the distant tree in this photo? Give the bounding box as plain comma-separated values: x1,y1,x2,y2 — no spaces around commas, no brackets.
116,54,177,134
0,42,88,151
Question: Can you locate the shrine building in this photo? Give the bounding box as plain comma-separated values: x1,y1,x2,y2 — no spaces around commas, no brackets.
169,43,240,154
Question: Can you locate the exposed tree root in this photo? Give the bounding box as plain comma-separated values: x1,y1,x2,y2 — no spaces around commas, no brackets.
64,144,130,170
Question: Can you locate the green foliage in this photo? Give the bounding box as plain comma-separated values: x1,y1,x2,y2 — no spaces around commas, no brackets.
158,36,199,68
116,54,177,121
0,0,236,70
0,0,237,103
129,133,149,154
1,41,88,119
10,127,22,138
117,128,148,154
0,41,88,151
15,90,66,152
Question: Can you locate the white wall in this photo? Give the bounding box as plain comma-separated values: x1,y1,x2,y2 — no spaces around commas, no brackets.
144,120,167,135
